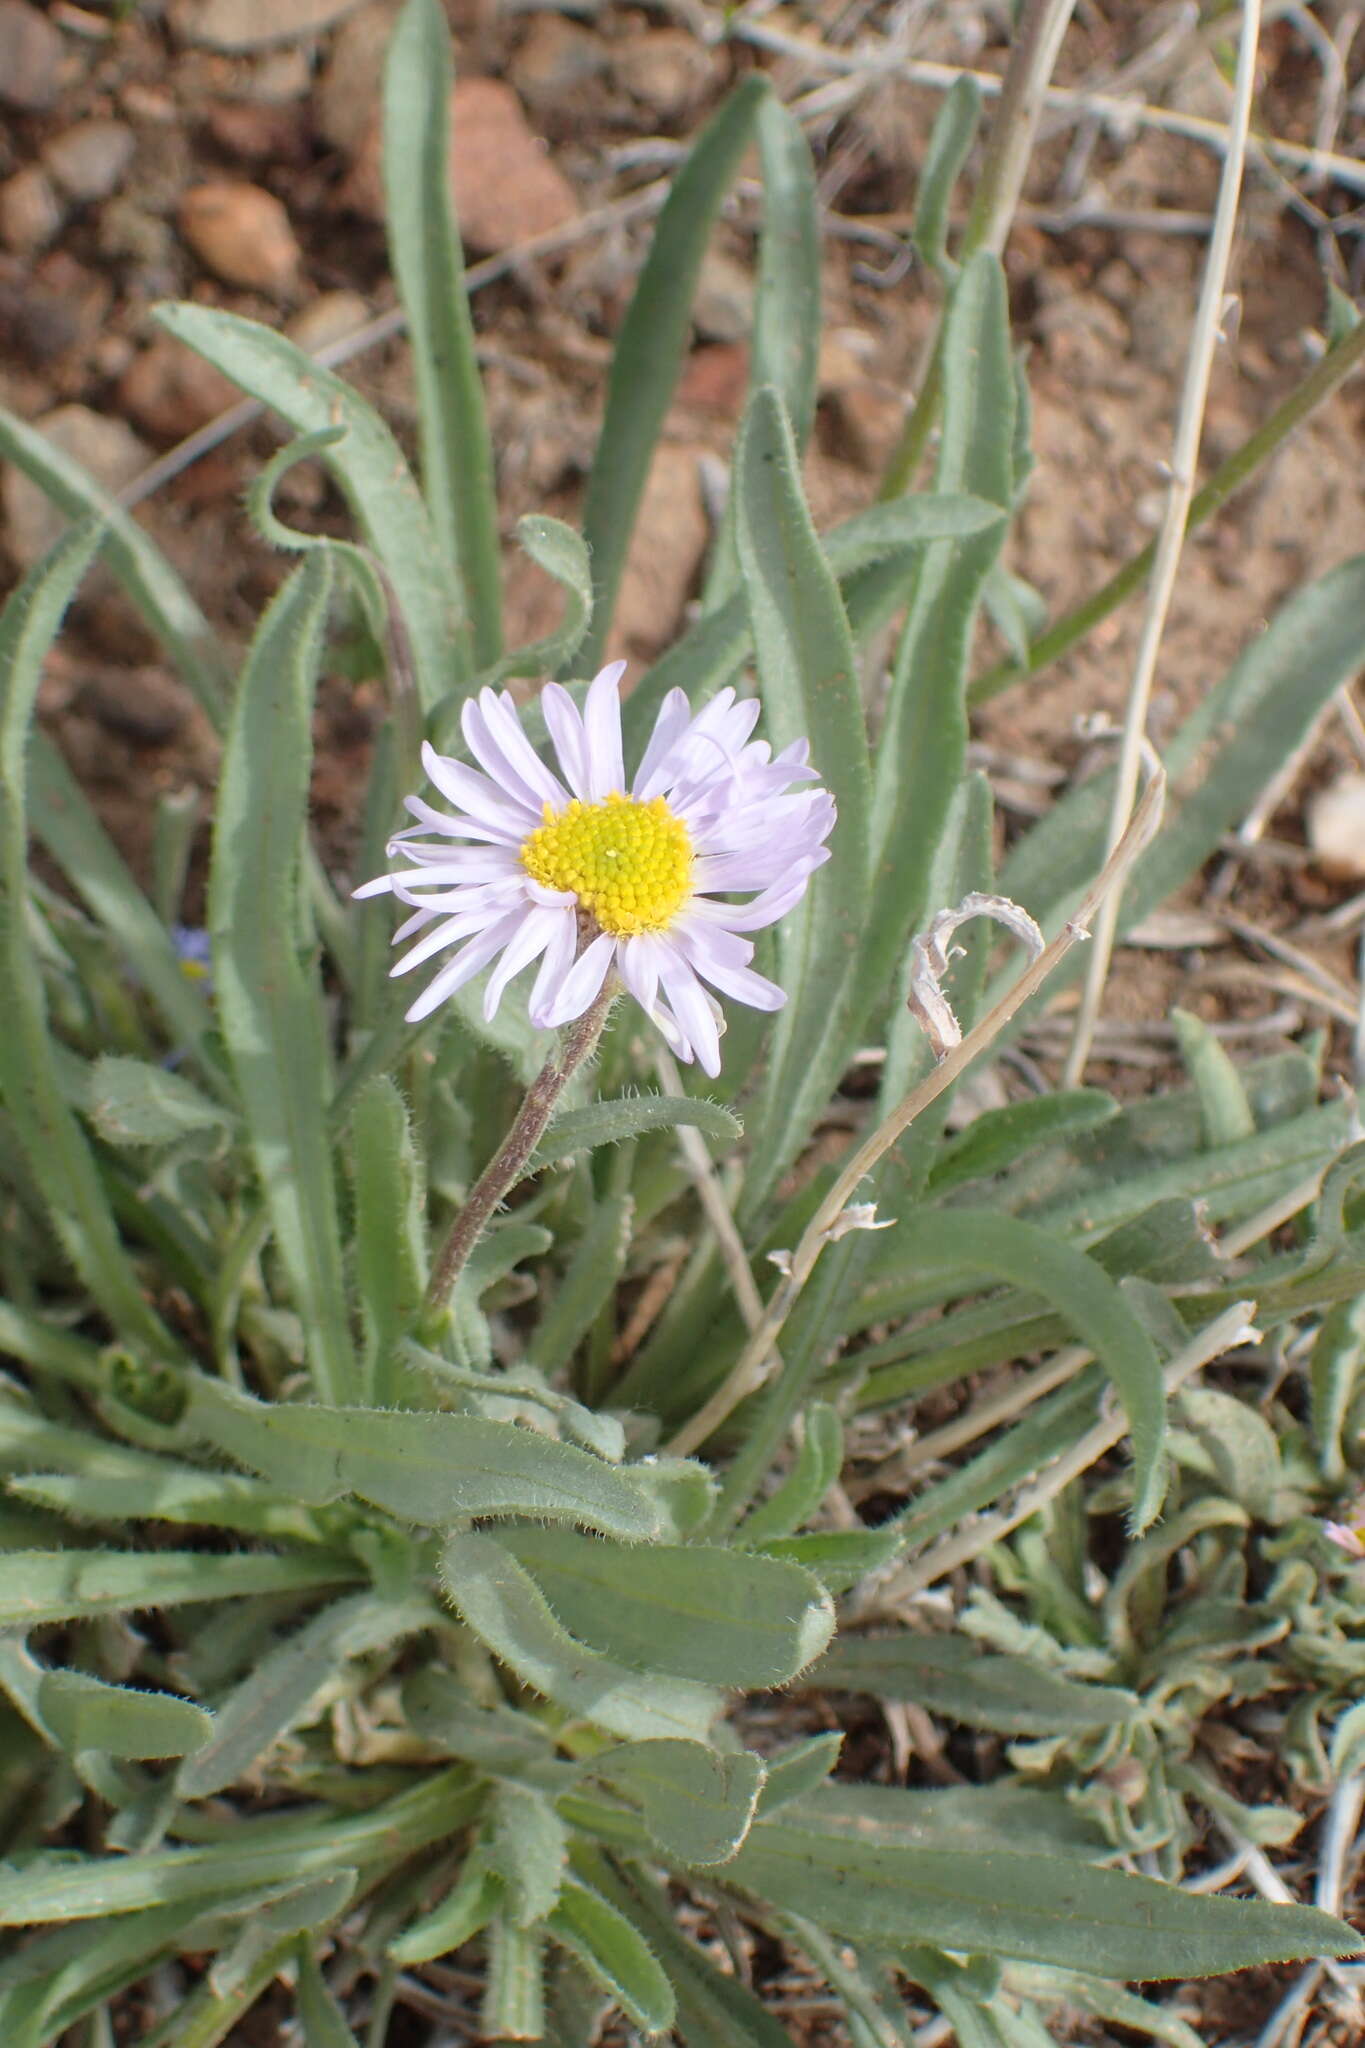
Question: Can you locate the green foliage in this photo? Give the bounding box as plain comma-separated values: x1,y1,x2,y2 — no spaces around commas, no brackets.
0,7,1362,2040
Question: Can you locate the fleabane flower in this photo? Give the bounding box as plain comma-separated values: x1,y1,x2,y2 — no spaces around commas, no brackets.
354,661,835,1076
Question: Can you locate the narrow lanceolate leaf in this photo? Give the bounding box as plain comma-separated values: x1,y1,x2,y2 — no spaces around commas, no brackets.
176,1593,436,1797
529,1094,741,1175
595,1862,802,2048
349,1076,426,1406
1001,555,1365,948
0,406,226,723
926,1088,1118,1195
440,1531,720,1742
548,1878,677,2034
723,1799,1359,1979
486,515,593,683
886,1208,1167,1531
858,252,1014,1029
526,1193,633,1374
735,385,873,1219
498,1526,834,1688
84,1055,235,1149
576,73,768,671
209,554,357,1405
593,1739,765,1866
737,1402,843,1545
188,1378,662,1539
30,737,219,1076
808,1636,1135,1738
383,0,500,668
0,1548,356,1629
0,524,174,1356
296,1945,363,2048
154,303,463,712
35,1666,212,1759
490,1781,569,1926
913,75,982,276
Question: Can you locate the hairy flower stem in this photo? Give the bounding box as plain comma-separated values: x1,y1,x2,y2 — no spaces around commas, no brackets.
421,982,617,1326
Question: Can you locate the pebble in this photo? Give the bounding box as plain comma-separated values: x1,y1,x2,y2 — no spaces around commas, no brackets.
0,165,65,255
3,405,149,567
613,29,716,122
448,77,579,255
42,119,136,203
204,99,312,163
169,0,366,52
512,16,606,110
676,343,749,417
1307,773,1365,882
611,443,708,659
77,666,192,747
820,383,905,474
316,3,390,154
285,287,368,355
178,180,301,294
0,0,64,112
118,335,241,441
693,250,752,345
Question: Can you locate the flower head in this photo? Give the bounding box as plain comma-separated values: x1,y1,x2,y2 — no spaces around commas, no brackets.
355,661,834,1075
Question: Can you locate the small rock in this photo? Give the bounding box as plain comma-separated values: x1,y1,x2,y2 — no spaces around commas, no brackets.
0,250,110,366
170,0,365,52
449,77,579,255
239,47,311,102
99,196,177,276
0,165,64,255
118,335,241,441
610,442,708,660
285,287,368,354
316,2,391,154
120,82,177,124
179,180,301,294
1307,773,1365,882
0,0,64,113
676,342,749,416
613,29,716,123
42,119,136,202
693,250,752,344
204,99,312,163
77,666,192,746
513,16,605,110
3,405,150,567
820,382,905,473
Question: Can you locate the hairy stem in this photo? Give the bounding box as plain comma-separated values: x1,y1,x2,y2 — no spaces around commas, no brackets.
421,981,616,1323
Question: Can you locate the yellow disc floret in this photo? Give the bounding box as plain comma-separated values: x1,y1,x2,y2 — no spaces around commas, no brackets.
521,793,693,936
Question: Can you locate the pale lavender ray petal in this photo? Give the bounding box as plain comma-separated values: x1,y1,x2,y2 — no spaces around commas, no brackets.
420,741,533,839
483,906,562,1020
392,904,511,977
631,688,693,798
403,910,527,1024
352,874,396,900
538,931,616,1028
657,945,721,1075
539,683,590,801
463,689,567,812
675,924,786,1012
583,660,627,799
527,909,579,1025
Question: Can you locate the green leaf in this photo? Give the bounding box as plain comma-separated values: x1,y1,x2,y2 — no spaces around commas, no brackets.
440,1531,720,1741
734,385,872,1217
0,1767,479,1924
808,1635,1136,1738
548,1877,676,2034
0,406,226,724
36,1667,212,1760
1310,1296,1365,1482
188,1379,662,1539
576,74,768,670
490,1781,569,1926
483,1915,545,2041
526,1192,633,1373
858,252,1013,1030
0,1547,355,1629
927,1090,1117,1195
84,1055,235,1149
296,1944,362,2048
30,736,219,1075
350,1076,426,1405
913,75,982,276
389,1854,502,1965
154,302,462,713
596,1862,801,2048
1001,556,1365,954
592,1739,765,1866
1171,1386,1279,1510
0,523,176,1356
1172,1008,1256,1146
529,1093,742,1174
484,515,593,683
754,1733,843,1816
498,1526,834,1687
383,0,499,668
884,1209,1167,1528
208,553,357,1404
176,1592,435,1797
724,1789,1359,1977
738,1403,843,1545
